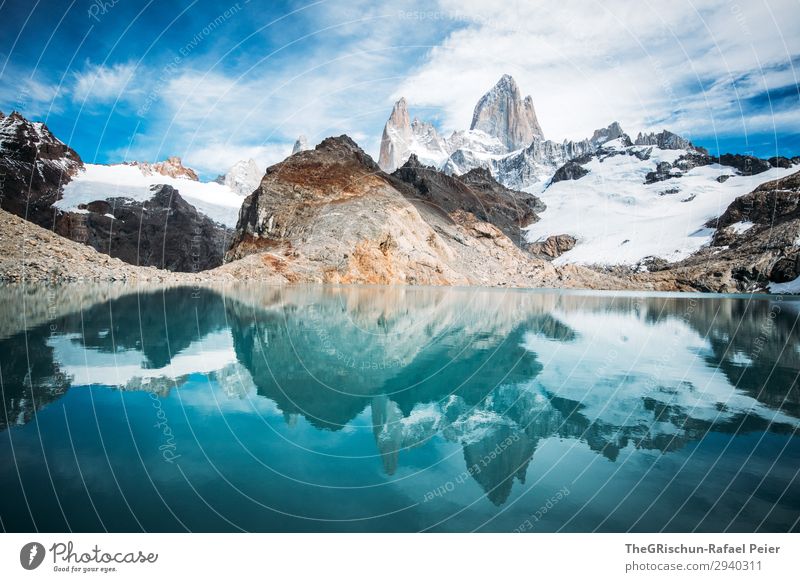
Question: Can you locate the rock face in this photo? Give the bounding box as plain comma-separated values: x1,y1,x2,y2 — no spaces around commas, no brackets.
377,99,450,172
713,153,772,176
391,156,545,246
634,130,695,150
590,121,628,146
0,111,236,273
378,98,413,172
128,156,199,180
292,135,308,154
493,137,595,189
715,172,800,227
645,161,681,184
528,235,577,259
219,158,262,196
225,135,620,288
470,74,544,151
55,185,231,272
0,111,83,228
551,161,589,183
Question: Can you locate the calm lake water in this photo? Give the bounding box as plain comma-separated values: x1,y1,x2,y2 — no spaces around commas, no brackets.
0,284,798,532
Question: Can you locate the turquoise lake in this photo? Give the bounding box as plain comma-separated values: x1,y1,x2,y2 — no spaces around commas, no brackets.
0,285,798,532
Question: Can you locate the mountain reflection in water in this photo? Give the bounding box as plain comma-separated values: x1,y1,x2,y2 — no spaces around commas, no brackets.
0,285,798,532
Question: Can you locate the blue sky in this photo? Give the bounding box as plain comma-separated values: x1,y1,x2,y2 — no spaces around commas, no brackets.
1,0,798,178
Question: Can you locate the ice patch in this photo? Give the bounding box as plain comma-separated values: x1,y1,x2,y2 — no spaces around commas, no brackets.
729,221,755,234
769,276,800,294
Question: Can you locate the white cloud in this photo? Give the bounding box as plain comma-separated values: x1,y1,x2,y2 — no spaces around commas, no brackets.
181,142,292,177
118,0,454,174
0,66,63,116
72,62,139,104
393,0,800,141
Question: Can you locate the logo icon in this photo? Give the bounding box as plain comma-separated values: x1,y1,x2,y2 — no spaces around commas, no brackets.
19,542,46,570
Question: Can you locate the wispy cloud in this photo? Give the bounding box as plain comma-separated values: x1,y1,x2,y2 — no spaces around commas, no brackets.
72,61,139,105
2,0,797,172
394,0,800,142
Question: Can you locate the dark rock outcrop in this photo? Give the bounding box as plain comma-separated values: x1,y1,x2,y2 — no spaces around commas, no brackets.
674,152,713,171
645,161,680,184
713,153,772,176
770,254,799,283
768,156,794,169
551,161,589,183
55,185,231,272
0,111,83,228
665,170,800,291
392,156,545,247
712,171,800,228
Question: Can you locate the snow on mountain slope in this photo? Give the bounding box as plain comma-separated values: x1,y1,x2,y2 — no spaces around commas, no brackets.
524,143,798,266
56,163,246,227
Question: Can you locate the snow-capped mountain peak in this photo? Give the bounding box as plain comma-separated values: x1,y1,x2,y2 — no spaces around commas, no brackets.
590,121,629,146
127,156,199,181
634,129,697,150
378,97,413,172
292,135,308,154
220,158,263,196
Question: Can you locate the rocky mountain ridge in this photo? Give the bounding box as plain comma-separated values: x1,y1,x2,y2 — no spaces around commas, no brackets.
0,110,84,227
376,75,713,189
126,156,199,180
2,109,799,294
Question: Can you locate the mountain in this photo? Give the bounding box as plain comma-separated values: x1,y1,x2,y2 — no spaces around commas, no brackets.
127,156,199,180
292,135,308,154
0,111,245,272
216,158,262,196
225,135,619,288
391,155,545,247
376,76,631,188
469,73,544,150
54,184,231,272
526,139,799,267
590,121,629,146
57,162,245,228
2,107,799,294
634,130,694,150
0,111,83,227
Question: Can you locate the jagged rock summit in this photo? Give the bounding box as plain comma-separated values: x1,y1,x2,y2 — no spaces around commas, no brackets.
377,75,544,173
0,110,83,227
470,74,544,151
292,135,308,154
218,158,262,196
379,98,413,172
127,156,199,180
